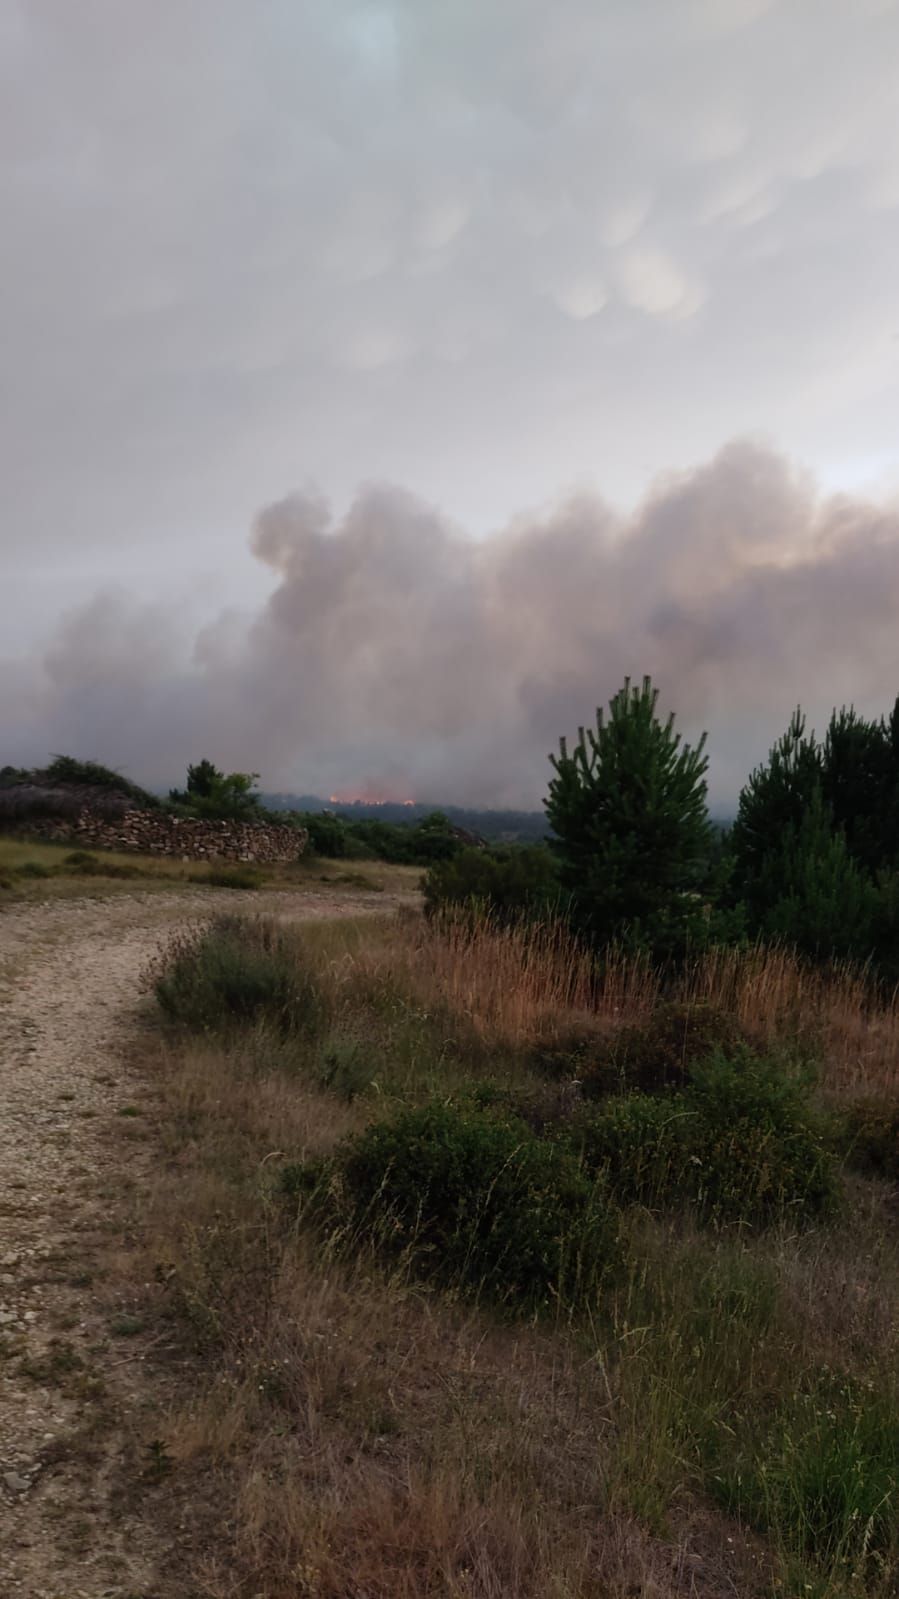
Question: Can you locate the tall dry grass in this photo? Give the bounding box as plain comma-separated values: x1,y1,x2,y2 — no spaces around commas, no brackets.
323,912,899,1096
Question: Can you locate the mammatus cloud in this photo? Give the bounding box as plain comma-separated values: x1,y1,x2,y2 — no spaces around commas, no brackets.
7,442,899,809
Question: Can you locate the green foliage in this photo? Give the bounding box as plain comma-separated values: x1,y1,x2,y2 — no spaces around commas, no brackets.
203,866,264,890
169,759,263,821
834,1097,899,1181
14,860,53,879
422,844,562,924
302,811,352,857
546,676,712,956
732,700,899,970
583,1002,748,1098
752,787,880,962
45,754,158,807
714,1375,899,1586
565,1049,838,1227
300,1102,620,1312
298,807,465,866
822,703,899,876
154,916,327,1037
731,709,823,922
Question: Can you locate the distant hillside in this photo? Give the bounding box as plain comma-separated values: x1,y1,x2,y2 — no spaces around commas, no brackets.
259,794,550,844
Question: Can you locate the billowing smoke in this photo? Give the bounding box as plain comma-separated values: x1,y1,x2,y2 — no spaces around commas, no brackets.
7,440,899,808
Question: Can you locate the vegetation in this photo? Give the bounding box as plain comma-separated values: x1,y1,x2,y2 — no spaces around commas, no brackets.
291,1101,620,1313
168,758,264,821
563,1048,838,1227
422,843,562,923
138,911,899,1597
153,916,327,1036
732,701,899,973
545,675,712,957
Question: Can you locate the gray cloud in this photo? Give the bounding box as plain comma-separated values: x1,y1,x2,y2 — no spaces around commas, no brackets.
7,441,899,808
5,1,899,637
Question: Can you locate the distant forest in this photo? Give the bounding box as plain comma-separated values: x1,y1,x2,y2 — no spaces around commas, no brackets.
259,795,552,843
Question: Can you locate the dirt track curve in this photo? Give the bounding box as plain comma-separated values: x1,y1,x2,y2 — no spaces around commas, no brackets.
0,887,390,1598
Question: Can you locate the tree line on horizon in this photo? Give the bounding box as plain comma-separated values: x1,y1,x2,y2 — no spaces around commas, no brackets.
427,675,899,979
7,678,899,974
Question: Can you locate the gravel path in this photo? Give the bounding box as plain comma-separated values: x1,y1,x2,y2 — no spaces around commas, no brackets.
0,887,393,1597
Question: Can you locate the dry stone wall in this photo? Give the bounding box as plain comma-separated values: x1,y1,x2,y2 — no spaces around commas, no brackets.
25,806,307,863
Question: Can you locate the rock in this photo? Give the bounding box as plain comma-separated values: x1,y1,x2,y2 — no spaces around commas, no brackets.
3,1472,31,1493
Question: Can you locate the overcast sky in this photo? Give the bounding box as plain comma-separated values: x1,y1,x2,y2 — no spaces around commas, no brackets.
5,1,899,802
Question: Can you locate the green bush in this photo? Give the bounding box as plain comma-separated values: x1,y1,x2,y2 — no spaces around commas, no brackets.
204,866,263,890
154,916,326,1037
834,1097,899,1181
296,1102,620,1312
423,845,562,924
565,1049,838,1227
15,860,54,879
713,1375,899,1585
60,852,143,879
589,1003,747,1098
46,754,158,807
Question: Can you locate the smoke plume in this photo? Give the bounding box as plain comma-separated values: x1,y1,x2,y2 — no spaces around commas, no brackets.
8,441,899,808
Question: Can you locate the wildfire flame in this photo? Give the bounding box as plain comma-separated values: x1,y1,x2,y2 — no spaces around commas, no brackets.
329,793,415,806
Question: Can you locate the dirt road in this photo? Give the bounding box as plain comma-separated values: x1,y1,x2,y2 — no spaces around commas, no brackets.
0,887,392,1598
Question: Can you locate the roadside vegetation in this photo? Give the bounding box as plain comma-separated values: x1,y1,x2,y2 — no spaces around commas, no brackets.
0,834,418,903
137,909,899,1598
7,678,899,1593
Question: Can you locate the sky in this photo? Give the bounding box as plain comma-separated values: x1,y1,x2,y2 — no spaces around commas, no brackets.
5,0,899,806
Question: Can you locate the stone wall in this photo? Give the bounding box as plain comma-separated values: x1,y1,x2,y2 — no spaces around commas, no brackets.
25,806,307,864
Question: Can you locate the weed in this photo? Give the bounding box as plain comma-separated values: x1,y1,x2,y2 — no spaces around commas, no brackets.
713,1374,899,1588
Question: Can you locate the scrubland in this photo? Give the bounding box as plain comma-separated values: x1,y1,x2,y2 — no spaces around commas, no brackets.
134,909,899,1599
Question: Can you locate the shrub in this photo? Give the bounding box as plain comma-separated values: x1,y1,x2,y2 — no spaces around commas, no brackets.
154,916,327,1037
423,845,562,924
298,1102,620,1312
204,866,263,890
590,1002,747,1098
565,1049,838,1227
63,849,99,868
60,852,143,879
834,1097,899,1181
45,754,158,807
713,1375,899,1585
15,860,54,879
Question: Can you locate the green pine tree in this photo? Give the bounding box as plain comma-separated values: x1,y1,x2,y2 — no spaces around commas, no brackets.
545,676,711,954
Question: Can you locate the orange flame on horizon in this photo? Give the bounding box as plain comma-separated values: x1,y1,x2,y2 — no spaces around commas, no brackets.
329,793,416,807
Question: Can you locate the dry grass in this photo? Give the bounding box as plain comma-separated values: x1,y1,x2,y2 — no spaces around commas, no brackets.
127,910,899,1597
142,1028,777,1599
310,911,899,1096
0,833,421,902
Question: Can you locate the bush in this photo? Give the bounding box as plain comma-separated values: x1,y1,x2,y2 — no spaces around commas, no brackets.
154,916,327,1037
296,1102,620,1313
565,1049,838,1227
589,1002,747,1098
423,845,562,924
204,866,263,890
60,852,143,879
45,754,158,807
15,860,54,879
834,1097,899,1181
713,1375,899,1584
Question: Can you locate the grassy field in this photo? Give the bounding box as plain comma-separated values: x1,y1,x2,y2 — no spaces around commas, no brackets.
127,910,899,1598
0,833,420,901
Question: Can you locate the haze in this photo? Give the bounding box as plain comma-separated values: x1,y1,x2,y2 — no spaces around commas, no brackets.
5,1,899,806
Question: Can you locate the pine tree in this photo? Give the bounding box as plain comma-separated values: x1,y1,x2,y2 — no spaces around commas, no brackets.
731,708,822,922
755,786,879,960
545,676,711,953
